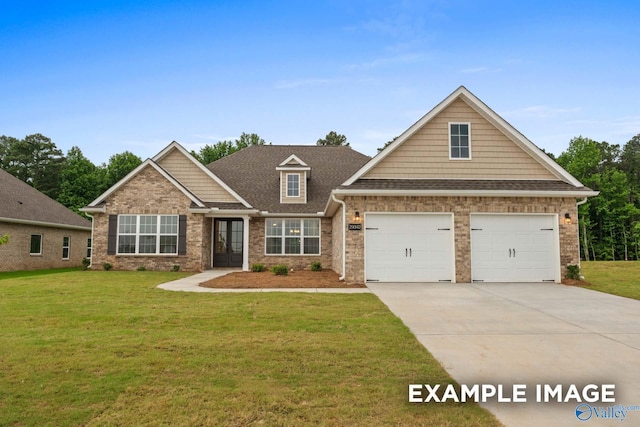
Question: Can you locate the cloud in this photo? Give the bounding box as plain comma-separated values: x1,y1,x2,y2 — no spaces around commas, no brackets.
565,116,640,137
345,52,424,70
274,78,339,89
502,105,582,118
460,66,502,74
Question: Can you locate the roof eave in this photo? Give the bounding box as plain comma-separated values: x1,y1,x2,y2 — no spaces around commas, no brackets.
0,217,92,231
333,188,600,198
80,206,106,214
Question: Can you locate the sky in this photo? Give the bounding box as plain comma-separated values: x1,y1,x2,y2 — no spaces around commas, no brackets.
1,0,639,165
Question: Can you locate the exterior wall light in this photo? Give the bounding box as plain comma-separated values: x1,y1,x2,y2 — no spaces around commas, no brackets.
564,213,572,224
354,211,361,222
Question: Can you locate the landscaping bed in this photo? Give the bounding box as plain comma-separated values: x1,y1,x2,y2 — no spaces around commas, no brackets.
200,269,366,288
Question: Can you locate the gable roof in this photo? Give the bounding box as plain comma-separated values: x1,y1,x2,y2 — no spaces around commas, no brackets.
0,168,91,230
207,145,370,214
343,86,584,188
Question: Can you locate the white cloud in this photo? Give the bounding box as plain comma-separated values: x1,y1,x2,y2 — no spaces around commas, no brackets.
502,105,582,118
460,66,502,74
274,78,339,89
345,53,424,70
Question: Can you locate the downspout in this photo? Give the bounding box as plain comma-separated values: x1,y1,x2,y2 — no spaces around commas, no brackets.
331,193,347,281
85,213,94,269
575,198,588,275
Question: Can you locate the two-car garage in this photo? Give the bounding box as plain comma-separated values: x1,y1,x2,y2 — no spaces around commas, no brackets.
364,213,560,283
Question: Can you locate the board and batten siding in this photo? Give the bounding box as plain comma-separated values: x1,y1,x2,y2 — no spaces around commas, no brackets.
363,98,558,180
157,149,238,202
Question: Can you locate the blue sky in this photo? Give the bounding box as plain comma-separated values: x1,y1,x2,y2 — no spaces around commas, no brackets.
1,0,639,164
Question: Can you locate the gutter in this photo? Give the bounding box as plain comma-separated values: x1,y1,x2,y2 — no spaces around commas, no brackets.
331,193,347,281
0,217,91,231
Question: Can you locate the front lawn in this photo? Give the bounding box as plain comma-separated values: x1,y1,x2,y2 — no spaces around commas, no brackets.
0,271,499,426
581,261,640,300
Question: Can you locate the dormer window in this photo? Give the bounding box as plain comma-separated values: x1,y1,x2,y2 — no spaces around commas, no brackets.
286,174,300,197
449,123,471,160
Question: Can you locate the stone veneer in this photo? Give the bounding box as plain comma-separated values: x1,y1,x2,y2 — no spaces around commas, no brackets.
0,222,90,271
342,195,579,284
249,217,333,271
91,166,208,272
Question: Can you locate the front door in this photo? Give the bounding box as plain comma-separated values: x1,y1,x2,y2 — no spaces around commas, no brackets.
213,219,243,267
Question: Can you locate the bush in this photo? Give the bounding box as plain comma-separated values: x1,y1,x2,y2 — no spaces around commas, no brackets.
81,257,91,270
252,263,265,272
271,264,288,276
102,262,112,271
311,262,322,272
137,266,147,271
172,265,181,272
566,265,581,280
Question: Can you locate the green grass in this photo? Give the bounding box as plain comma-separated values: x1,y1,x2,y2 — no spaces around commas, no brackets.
0,271,499,426
0,267,82,281
581,261,640,300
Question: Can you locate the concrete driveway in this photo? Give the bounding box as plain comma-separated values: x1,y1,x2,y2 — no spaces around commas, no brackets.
368,282,640,427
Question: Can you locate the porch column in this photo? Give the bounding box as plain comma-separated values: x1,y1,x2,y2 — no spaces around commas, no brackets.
242,215,250,271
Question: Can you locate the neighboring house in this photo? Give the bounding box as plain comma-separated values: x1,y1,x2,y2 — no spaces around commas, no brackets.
0,168,92,271
82,86,597,283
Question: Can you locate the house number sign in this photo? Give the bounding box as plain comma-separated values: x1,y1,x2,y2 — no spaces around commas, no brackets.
348,223,362,231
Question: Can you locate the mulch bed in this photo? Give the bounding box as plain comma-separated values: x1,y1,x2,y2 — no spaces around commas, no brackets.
200,269,366,289
561,278,593,287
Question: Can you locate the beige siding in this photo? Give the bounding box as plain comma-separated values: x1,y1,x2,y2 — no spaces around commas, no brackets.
157,149,238,202
364,98,557,180
280,171,306,204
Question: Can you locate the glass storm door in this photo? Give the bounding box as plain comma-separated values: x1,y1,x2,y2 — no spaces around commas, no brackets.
214,219,243,267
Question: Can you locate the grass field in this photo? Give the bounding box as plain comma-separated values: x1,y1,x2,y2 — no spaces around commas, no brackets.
0,270,499,426
581,261,640,300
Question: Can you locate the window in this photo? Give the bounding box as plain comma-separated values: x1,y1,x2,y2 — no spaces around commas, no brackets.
117,215,179,255
286,174,300,197
450,123,471,159
265,218,320,255
30,234,42,255
62,236,70,260
87,238,92,258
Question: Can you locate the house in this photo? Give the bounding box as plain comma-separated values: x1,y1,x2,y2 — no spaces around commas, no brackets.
82,86,597,283
0,168,92,271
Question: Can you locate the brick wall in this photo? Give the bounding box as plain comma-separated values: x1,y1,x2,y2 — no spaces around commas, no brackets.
0,222,90,271
342,195,579,284
90,165,206,272
249,217,332,271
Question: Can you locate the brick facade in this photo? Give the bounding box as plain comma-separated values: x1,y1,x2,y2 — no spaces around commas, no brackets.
341,195,579,284
90,166,207,272
248,217,332,271
0,222,90,271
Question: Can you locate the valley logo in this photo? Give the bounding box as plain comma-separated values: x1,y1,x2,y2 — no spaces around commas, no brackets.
576,403,640,422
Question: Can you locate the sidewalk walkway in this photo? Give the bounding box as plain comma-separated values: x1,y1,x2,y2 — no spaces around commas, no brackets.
157,269,371,293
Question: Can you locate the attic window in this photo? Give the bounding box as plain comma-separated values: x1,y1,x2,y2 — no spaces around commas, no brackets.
450,123,471,159
286,174,300,197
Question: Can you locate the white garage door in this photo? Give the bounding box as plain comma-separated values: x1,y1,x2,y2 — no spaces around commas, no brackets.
470,214,560,283
365,213,454,283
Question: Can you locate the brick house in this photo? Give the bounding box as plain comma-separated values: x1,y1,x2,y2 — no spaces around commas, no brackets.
82,87,597,283
0,168,92,271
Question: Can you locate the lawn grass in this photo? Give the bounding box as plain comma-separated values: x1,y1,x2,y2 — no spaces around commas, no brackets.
0,271,500,426
581,261,640,300
0,266,82,280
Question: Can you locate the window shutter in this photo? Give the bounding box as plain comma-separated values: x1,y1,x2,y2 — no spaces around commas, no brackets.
107,215,117,255
178,215,187,255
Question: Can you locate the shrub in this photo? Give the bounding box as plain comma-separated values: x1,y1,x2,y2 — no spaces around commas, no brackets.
566,265,581,280
271,264,288,276
137,266,147,271
311,262,322,272
81,257,91,270
172,265,181,272
252,263,265,272
102,262,112,271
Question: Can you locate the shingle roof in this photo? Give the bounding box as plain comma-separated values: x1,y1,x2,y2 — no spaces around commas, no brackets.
207,145,370,213
341,179,595,193
0,168,91,229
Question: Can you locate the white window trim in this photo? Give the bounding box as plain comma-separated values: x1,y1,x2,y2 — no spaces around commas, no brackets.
286,173,300,197
30,234,43,256
116,214,179,256
62,236,70,260
448,122,472,160
264,218,321,256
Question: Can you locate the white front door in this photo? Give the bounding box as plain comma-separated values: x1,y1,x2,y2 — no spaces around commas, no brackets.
470,214,560,282
365,213,455,283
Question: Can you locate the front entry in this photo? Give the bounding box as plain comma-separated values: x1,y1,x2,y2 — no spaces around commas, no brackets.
213,218,244,267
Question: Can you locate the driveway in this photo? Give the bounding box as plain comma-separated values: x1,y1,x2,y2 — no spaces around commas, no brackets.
368,282,640,427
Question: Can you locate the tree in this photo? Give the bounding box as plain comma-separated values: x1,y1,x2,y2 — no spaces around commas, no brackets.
316,131,349,146
621,134,640,203
0,133,65,199
57,146,106,214
192,132,269,164
0,234,8,246
104,151,142,188
377,136,399,152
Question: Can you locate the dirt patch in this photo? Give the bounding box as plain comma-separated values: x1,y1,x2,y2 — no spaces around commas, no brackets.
561,278,592,287
200,269,366,289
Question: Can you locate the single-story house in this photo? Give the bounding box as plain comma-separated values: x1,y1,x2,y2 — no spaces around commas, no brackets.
82,86,598,283
0,168,92,271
